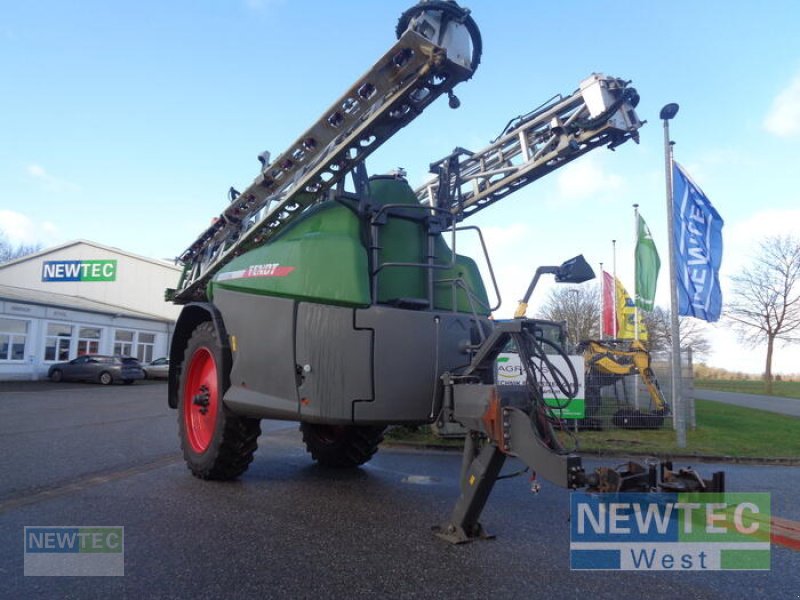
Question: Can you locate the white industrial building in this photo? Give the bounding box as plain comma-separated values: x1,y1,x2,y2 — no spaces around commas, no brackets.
0,240,182,381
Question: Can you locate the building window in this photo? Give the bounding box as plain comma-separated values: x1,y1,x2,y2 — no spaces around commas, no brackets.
136,333,155,363
45,323,73,361
0,318,29,361
77,327,102,356
114,330,135,357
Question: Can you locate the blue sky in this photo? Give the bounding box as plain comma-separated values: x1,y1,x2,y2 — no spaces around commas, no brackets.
2,1,800,373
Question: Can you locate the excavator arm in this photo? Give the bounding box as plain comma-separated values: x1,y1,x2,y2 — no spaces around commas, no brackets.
579,339,669,412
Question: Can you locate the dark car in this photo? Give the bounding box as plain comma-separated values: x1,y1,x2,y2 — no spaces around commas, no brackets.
47,355,145,385
142,357,169,380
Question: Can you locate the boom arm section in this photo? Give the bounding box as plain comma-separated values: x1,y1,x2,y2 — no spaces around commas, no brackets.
416,74,643,221
169,2,481,304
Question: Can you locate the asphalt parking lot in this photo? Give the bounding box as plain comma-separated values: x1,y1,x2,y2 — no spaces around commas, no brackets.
0,381,798,599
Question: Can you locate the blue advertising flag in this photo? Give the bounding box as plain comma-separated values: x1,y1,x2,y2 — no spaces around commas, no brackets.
672,162,724,322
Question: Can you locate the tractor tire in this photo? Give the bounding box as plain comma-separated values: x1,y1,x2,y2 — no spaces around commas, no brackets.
177,321,261,480
300,423,384,468
99,371,113,385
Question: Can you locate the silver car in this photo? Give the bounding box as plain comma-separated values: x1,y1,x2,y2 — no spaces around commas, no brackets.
142,357,170,380
47,355,145,385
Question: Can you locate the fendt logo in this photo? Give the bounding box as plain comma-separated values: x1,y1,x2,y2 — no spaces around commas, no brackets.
42,260,117,282
570,493,770,571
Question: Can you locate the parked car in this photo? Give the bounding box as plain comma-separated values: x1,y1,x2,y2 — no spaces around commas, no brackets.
142,357,169,380
47,355,145,385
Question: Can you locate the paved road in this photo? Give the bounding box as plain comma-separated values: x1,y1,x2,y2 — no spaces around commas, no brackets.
694,388,800,417
1,382,798,599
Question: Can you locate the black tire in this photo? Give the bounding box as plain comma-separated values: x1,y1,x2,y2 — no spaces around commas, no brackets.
99,371,113,385
50,369,63,383
123,379,134,385
300,423,385,468
177,321,261,480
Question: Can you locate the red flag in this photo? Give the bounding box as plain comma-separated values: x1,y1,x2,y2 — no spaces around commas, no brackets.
602,271,615,336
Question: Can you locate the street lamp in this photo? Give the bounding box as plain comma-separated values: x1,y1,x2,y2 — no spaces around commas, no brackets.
661,102,685,448
660,103,679,121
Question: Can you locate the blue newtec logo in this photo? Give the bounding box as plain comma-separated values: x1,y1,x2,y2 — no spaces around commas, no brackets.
570,493,770,571
41,260,117,282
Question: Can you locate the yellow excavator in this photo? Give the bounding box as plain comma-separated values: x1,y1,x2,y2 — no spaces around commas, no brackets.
576,338,670,429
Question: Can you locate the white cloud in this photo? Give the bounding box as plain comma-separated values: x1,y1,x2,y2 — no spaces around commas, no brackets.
478,222,529,249
0,210,59,246
764,75,800,137
555,156,624,201
27,164,46,178
26,164,80,194
722,208,800,274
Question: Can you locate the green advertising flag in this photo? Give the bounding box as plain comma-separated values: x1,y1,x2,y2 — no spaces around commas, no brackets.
635,214,660,311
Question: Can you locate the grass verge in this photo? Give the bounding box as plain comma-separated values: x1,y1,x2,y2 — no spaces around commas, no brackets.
694,378,800,400
575,400,800,459
386,400,800,460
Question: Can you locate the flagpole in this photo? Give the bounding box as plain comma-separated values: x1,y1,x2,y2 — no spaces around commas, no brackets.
612,240,617,339
661,102,685,448
599,261,605,338
633,204,640,342
632,204,640,411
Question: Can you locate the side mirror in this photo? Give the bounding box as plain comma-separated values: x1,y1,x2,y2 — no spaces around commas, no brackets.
554,255,595,284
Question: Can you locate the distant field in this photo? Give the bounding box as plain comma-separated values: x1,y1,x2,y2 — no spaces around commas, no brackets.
694,378,800,399
574,399,800,459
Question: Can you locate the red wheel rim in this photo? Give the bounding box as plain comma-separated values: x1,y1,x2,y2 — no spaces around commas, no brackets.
182,347,219,453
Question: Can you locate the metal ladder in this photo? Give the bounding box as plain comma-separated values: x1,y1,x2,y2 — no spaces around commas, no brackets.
168,4,481,304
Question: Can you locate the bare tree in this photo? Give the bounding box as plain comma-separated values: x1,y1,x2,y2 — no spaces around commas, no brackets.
0,231,41,264
726,235,800,393
538,283,601,349
641,305,712,360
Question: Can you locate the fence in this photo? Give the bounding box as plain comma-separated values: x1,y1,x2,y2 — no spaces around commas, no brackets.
577,348,695,431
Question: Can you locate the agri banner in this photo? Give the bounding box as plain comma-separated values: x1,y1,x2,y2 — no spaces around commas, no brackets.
672,162,724,322
496,353,585,419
